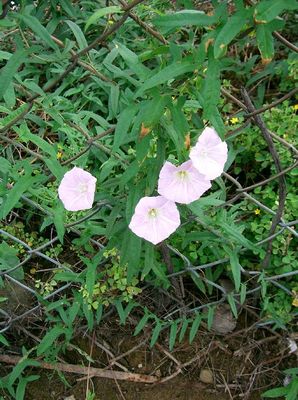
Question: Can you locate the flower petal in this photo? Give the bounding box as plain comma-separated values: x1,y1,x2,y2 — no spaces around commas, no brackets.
129,196,180,245
58,167,97,211
158,161,211,204
189,127,228,180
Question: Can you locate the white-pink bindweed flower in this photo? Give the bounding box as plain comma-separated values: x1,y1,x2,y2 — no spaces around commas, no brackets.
157,160,211,204
287,338,298,354
189,127,228,180
58,167,97,211
129,196,180,245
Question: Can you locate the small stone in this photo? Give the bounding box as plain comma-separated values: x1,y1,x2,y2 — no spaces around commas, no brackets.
199,369,213,384
211,304,237,335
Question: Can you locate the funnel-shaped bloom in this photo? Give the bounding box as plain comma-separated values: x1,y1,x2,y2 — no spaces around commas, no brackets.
189,127,228,180
58,167,97,211
129,196,180,245
158,161,211,204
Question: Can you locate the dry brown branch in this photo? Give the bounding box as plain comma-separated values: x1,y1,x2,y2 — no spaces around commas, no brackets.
118,0,169,44
273,31,298,53
245,87,298,118
242,89,287,268
237,161,298,193
0,354,159,383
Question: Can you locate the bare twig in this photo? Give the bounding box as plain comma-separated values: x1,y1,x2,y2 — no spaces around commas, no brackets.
273,31,298,53
0,354,159,383
241,89,287,268
245,87,298,118
118,0,169,44
237,161,298,193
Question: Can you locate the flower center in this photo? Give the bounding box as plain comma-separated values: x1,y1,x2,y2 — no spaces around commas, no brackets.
177,170,188,180
148,208,158,218
200,148,208,158
79,183,88,193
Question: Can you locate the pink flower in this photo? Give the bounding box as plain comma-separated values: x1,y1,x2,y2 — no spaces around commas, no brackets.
157,161,211,204
129,196,180,245
189,127,228,180
58,167,97,211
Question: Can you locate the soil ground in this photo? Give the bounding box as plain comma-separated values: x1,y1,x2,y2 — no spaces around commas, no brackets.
2,313,293,400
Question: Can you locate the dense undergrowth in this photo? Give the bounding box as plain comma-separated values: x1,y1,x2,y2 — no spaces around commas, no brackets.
0,0,297,399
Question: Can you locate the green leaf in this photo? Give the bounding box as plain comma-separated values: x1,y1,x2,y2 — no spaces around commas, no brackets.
190,271,206,294
115,301,125,324
108,85,120,118
189,313,202,343
161,117,184,157
65,20,88,50
135,59,196,98
18,14,59,51
142,242,155,278
0,104,30,129
150,320,162,347
227,293,238,319
169,320,178,351
0,333,9,346
179,319,189,343
8,359,40,386
0,242,23,280
83,253,101,295
201,48,225,136
261,386,288,398
134,311,151,336
114,301,135,325
53,203,65,243
112,104,138,152
19,131,56,158
207,306,215,331
120,230,142,283
37,326,67,356
115,41,150,79
214,9,251,58
0,50,12,60
0,48,27,100
83,302,94,330
3,81,16,108
254,0,298,24
142,95,169,128
221,222,258,252
85,6,123,31
44,158,65,180
170,98,189,140
0,157,10,174
59,0,76,18
153,10,217,30
224,247,241,292
240,283,247,305
256,25,274,63
1,174,36,218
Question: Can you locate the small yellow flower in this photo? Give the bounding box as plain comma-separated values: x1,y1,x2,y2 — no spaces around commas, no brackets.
292,104,298,111
30,267,37,275
292,298,298,307
56,151,63,160
230,117,239,125
292,291,298,307
254,208,261,215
